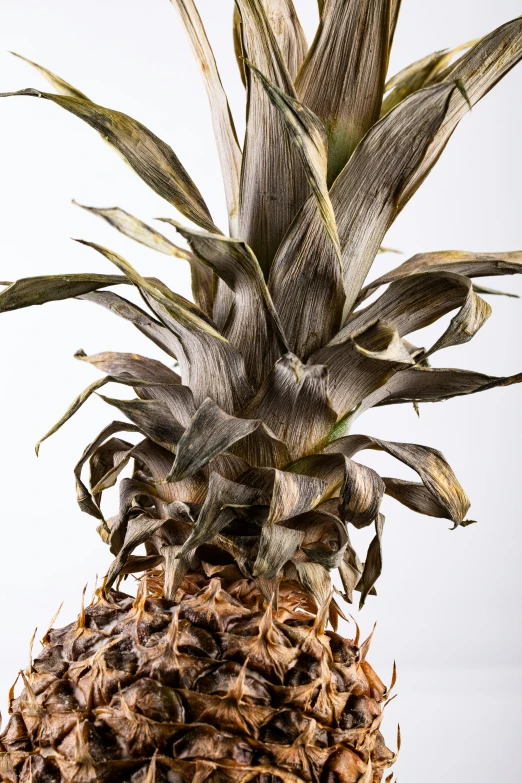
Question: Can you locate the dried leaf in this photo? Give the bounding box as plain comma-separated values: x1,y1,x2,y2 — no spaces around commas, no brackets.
296,0,391,182
389,0,401,53
340,460,385,529
79,241,254,412
74,202,192,259
106,515,167,590
236,0,303,276
179,473,261,554
240,353,337,459
239,467,327,525
248,61,341,258
160,219,288,386
253,525,305,578
0,89,218,232
74,421,141,522
75,350,180,385
163,545,190,599
36,375,174,455
167,398,260,481
400,19,522,206
170,0,242,234
358,514,385,608
80,290,179,359
310,321,414,419
381,40,476,117
10,51,89,99
294,561,331,607
327,434,470,525
346,271,491,357
0,273,129,312
263,0,307,80
75,202,216,314
270,82,456,326
97,394,184,452
268,198,345,356
383,478,451,518
359,249,522,303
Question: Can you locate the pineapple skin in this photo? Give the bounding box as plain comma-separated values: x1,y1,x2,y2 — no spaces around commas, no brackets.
0,575,394,783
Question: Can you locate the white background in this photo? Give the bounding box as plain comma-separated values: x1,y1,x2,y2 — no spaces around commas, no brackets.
0,1,521,780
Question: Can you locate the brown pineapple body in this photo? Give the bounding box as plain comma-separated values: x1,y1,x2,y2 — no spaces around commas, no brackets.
1,576,394,783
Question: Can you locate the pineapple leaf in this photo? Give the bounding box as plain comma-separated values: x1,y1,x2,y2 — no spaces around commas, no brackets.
159,219,288,386
269,194,345,356
10,51,89,99
178,473,262,555
75,350,181,386
311,321,414,419
360,249,522,303
262,0,308,81
355,365,522,416
326,435,471,525
97,395,184,452
77,240,254,413
169,0,242,236
269,82,456,344
339,460,385,530
383,478,454,519
236,0,304,276
74,203,193,260
240,353,337,460
0,273,129,312
389,0,402,54
79,290,180,359
167,397,261,482
233,6,247,87
247,61,341,260
75,203,215,316
358,513,385,609
35,375,179,455
105,514,168,591
74,421,141,522
399,17,522,207
335,82,456,314
345,271,492,357
381,40,478,117
239,468,327,525
253,525,304,579
294,561,332,607
0,89,219,233
296,0,391,183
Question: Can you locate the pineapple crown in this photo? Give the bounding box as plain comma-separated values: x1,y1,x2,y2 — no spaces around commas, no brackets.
1,1,521,613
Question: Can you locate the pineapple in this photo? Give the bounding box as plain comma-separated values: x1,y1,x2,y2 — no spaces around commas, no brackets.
1,2,522,782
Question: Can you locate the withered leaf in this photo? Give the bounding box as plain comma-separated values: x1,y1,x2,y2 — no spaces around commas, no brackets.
263,0,307,80
160,220,288,387
326,434,470,525
311,321,414,419
240,353,337,459
170,0,242,235
179,473,261,555
345,272,491,357
296,0,391,182
0,89,218,232
0,274,129,312
10,51,89,99
235,0,303,276
340,460,385,530
167,398,260,482
358,513,385,609
253,525,305,579
80,241,254,412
